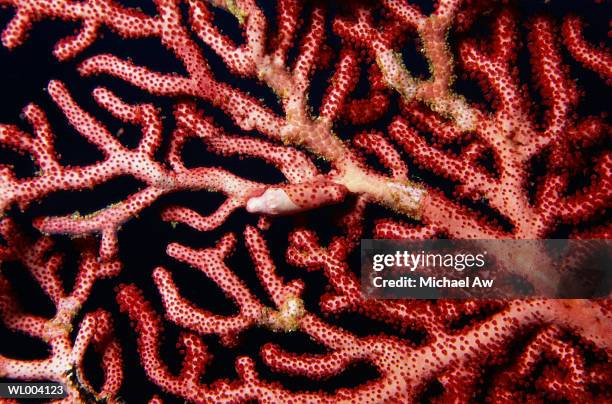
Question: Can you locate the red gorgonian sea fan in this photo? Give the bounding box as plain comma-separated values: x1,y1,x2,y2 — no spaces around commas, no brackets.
0,0,610,402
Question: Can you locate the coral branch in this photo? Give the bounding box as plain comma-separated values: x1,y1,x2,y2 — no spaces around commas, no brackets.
562,15,612,84
0,220,123,401
0,0,610,402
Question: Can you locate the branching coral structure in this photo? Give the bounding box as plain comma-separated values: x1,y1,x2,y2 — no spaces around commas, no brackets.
0,0,610,402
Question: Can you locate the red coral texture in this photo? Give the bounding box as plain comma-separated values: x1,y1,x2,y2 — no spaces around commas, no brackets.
0,0,611,402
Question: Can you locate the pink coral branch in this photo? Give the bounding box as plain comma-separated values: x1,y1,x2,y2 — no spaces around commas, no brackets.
0,0,610,401
0,219,123,401
1,0,159,59
118,228,610,402
10,0,427,218
529,16,579,140
562,15,612,84
154,233,264,344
